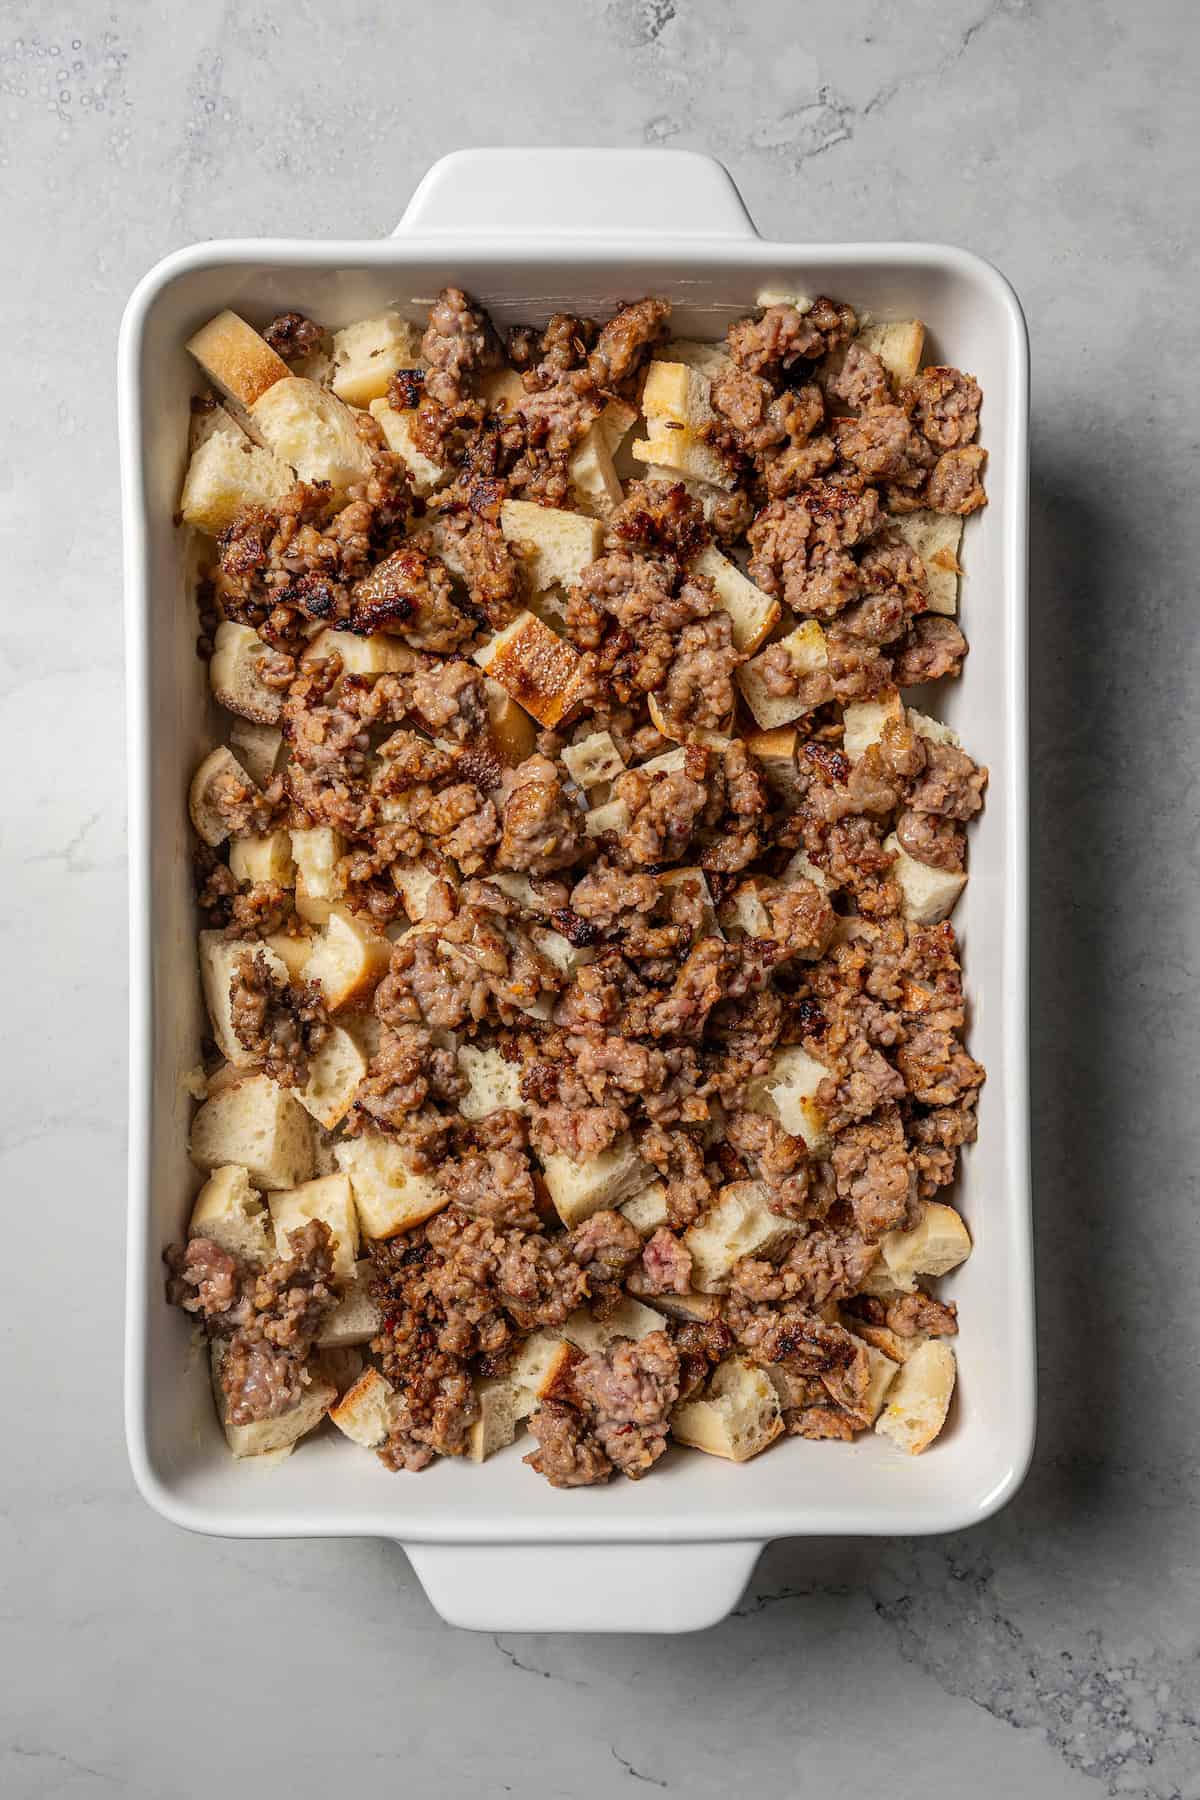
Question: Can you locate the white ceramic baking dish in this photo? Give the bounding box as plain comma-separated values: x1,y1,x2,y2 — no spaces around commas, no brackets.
121,148,1033,1634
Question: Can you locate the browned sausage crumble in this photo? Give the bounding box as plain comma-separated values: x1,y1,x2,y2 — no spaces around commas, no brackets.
171,287,987,1478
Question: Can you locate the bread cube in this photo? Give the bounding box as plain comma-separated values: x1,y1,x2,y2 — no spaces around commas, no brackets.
743,727,801,803
619,1180,669,1235
745,1045,831,1154
301,628,413,677
860,1343,902,1424
892,511,964,616
249,377,372,501
691,545,780,653
228,718,284,789
228,830,295,889
634,1285,723,1324
334,1131,447,1239
209,1341,335,1458
860,318,927,385
188,746,257,849
483,675,538,766
842,692,905,760
367,399,447,495
198,931,291,1066
180,426,295,535
561,730,625,789
187,1164,272,1266
317,1259,382,1350
328,1367,396,1449
290,826,343,900
296,1025,367,1131
881,1202,972,1282
499,499,603,593
909,707,961,747
473,609,590,730
661,337,733,378
684,1181,798,1293
646,691,732,747
736,622,829,730
672,1356,783,1462
874,1339,956,1454
631,427,735,491
457,1043,525,1120
539,1134,650,1228
583,796,632,838
261,928,314,983
268,1173,359,1282
563,1298,664,1354
569,418,623,517
658,867,720,936
304,907,392,1013
330,311,422,407
637,744,688,777
187,310,290,411
883,832,968,925
189,1074,315,1191
209,621,286,726
467,1377,521,1463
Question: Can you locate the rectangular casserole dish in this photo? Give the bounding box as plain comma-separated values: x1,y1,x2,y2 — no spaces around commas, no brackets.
121,147,1033,1634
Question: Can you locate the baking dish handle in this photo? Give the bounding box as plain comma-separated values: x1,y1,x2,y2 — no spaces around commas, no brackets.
404,1538,763,1634
394,147,758,240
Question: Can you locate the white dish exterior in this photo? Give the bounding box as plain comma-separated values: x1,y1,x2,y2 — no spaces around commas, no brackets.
120,148,1033,1634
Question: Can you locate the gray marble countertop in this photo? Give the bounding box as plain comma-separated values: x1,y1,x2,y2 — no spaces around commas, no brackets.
3,0,1198,1794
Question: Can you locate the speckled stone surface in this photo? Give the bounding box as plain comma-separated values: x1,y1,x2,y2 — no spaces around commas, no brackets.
2,1,1198,1794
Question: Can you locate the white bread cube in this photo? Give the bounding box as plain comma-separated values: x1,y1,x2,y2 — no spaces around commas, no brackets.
539,1135,650,1228
569,418,623,517
754,289,813,311
564,1297,665,1354
268,1173,359,1282
661,337,733,378
642,359,712,429
249,377,372,501
860,1343,902,1424
228,830,295,889
884,832,968,925
328,1367,396,1448
780,850,831,892
746,1046,831,1154
691,545,780,653
290,827,343,902
457,1043,525,1120
859,1260,919,1300
467,1377,521,1462
296,1025,367,1131
229,718,284,789
631,428,734,491
301,628,412,677
180,427,295,534
874,1340,956,1454
527,924,596,980
262,928,314,983
367,399,447,495
561,730,625,790
334,1132,447,1239
304,908,392,1013
619,1180,669,1235
892,511,964,616
684,1182,798,1293
330,311,422,407
510,1331,579,1413
188,1164,272,1266
317,1259,382,1350
188,746,257,849
672,1356,783,1462
198,931,290,1066
210,1341,335,1458
483,675,538,765
190,400,242,456
843,693,906,759
473,610,590,730
881,1202,972,1282
499,499,603,593
724,876,774,941
860,318,926,385
190,1074,315,1192
744,727,801,803
187,310,289,412
737,622,830,730
391,858,458,924
637,744,689,777
584,796,632,838
909,707,961,747
210,621,286,726
636,1287,722,1324
596,397,639,456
